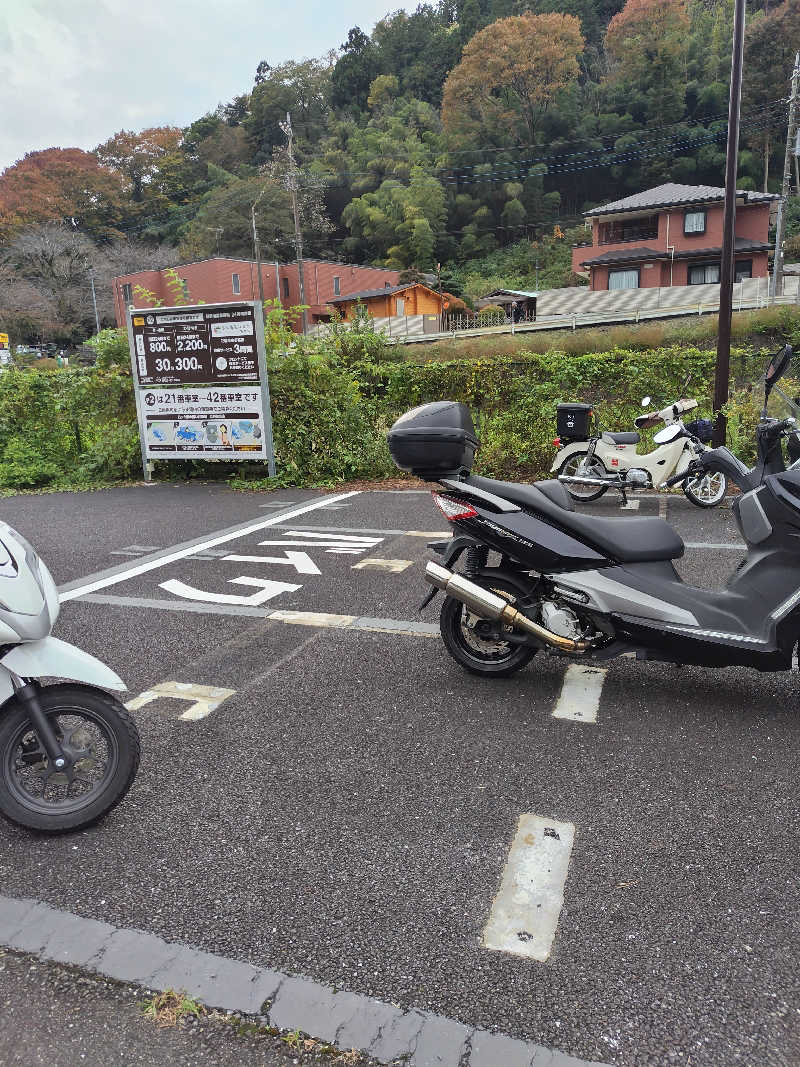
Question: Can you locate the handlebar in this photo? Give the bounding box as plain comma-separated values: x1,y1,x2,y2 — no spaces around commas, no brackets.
760,416,797,437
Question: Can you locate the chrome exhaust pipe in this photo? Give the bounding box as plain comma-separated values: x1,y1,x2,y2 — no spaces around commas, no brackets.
425,562,591,652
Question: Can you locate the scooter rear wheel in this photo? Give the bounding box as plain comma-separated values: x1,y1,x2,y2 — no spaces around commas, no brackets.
439,577,538,677
559,453,608,501
0,684,140,832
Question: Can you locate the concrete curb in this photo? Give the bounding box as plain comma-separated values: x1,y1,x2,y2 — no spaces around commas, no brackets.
0,894,612,1067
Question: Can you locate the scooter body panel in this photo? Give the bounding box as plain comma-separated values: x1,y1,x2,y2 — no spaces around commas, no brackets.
0,637,127,710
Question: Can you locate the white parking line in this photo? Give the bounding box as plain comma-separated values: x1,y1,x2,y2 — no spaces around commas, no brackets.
483,814,575,961
60,492,361,602
352,559,413,573
551,664,606,723
125,682,236,721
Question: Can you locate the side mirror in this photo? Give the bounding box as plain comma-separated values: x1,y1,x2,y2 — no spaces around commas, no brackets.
765,345,793,402
641,396,651,407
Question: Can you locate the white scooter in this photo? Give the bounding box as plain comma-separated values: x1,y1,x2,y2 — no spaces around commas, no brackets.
0,522,139,831
552,396,728,507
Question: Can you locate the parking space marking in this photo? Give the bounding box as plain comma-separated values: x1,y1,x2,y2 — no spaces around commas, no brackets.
552,664,606,724
160,576,302,606
352,558,413,573
685,541,746,551
75,592,443,637
59,491,360,602
483,814,575,961
125,682,236,721
658,496,668,520
270,524,451,539
110,544,161,557
269,610,357,628
222,550,322,575
620,499,640,511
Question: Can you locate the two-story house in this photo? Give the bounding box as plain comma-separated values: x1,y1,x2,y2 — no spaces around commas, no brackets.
571,183,779,291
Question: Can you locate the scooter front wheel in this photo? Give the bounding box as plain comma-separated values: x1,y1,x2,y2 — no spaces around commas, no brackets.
559,453,609,501
439,577,538,677
683,470,728,508
0,684,140,832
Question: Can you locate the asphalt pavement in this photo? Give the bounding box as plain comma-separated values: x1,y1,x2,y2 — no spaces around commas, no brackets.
0,484,798,1066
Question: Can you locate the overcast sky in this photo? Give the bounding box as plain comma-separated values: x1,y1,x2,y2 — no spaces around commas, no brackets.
0,0,403,173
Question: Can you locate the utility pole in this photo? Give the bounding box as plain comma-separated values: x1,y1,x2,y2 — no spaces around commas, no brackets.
251,189,267,308
89,270,100,335
280,112,308,334
770,52,800,301
712,0,746,448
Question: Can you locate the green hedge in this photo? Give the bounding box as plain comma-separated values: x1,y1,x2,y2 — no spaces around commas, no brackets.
0,339,778,492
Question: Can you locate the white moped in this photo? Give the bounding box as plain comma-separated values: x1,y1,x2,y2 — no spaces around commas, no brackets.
552,397,728,507
0,522,139,831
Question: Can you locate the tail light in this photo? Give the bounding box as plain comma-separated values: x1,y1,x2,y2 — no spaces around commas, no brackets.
432,492,478,521
553,437,561,448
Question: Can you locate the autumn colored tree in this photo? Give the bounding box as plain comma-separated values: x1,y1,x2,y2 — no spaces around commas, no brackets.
93,127,199,223
0,148,126,242
605,0,689,125
442,14,585,145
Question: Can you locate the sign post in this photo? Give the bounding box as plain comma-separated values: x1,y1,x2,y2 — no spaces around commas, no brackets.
126,301,276,482
0,333,9,367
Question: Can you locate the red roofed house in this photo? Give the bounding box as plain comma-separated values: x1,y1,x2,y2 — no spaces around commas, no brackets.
571,183,779,292
112,258,401,332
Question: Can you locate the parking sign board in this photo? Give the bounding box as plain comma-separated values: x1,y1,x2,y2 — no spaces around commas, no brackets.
131,306,260,385
126,301,276,479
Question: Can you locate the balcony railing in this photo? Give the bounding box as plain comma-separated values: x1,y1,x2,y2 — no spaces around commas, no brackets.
598,216,659,246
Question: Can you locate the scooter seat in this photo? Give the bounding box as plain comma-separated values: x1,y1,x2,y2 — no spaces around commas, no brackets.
602,431,640,445
465,475,685,563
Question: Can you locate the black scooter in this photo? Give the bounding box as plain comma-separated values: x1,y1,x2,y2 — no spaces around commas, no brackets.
388,345,800,677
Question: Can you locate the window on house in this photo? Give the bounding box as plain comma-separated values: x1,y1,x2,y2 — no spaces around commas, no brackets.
232,273,240,295
282,277,290,299
608,269,639,290
396,297,405,315
598,215,659,245
180,278,189,300
122,283,133,304
734,260,753,282
385,282,392,288
333,276,340,295
684,210,706,235
688,262,720,285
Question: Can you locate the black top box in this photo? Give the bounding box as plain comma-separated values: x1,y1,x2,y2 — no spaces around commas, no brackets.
557,402,593,441
388,401,479,479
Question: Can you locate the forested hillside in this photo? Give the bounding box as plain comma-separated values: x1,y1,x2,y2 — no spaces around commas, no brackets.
0,0,797,344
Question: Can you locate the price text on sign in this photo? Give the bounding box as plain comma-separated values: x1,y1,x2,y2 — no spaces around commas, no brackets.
131,306,260,385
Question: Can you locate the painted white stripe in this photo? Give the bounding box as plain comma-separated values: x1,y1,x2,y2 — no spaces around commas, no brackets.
658,496,668,520
222,551,321,575
483,814,575,961
351,558,413,573
551,664,606,724
125,681,236,721
281,530,381,543
59,492,360,602
159,576,301,606
620,499,640,511
256,540,379,549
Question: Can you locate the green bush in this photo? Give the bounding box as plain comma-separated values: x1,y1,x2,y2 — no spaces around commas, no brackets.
2,306,800,492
